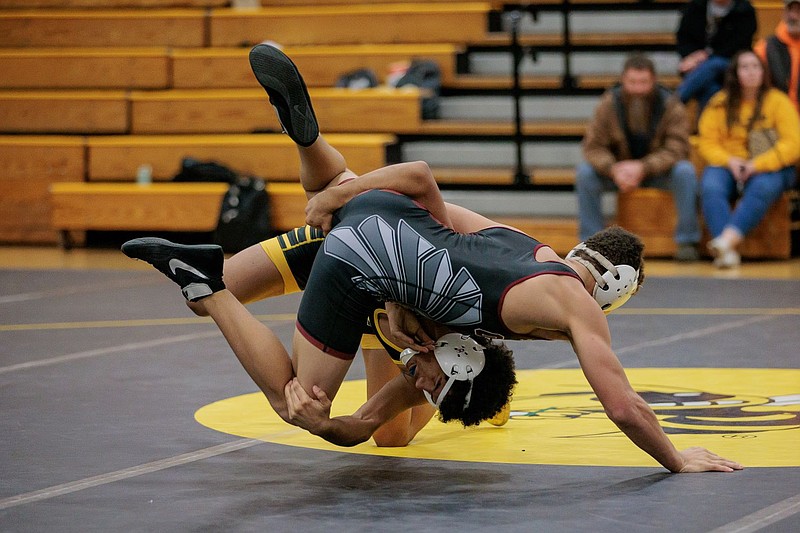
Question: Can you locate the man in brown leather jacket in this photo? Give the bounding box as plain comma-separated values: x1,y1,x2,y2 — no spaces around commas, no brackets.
575,54,701,261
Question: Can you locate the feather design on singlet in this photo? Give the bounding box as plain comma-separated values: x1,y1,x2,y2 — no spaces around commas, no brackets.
324,214,483,326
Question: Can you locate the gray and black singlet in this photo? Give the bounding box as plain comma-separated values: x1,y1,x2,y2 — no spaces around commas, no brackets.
297,189,581,359
259,224,404,361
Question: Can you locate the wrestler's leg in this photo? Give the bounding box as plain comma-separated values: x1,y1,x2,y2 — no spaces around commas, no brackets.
193,290,297,420
121,237,349,420
297,136,356,195
363,348,436,446
186,244,283,317
292,329,353,401
222,244,285,302
187,224,325,317
249,43,357,195
195,291,352,420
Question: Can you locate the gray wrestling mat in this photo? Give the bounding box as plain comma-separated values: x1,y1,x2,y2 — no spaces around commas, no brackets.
1,268,798,532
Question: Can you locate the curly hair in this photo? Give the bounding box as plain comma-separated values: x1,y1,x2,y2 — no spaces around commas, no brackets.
583,225,646,291
437,337,516,427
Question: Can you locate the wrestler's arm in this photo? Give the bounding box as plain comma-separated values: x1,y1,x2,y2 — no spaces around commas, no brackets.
363,348,436,446
565,298,743,473
305,161,451,232
284,373,425,447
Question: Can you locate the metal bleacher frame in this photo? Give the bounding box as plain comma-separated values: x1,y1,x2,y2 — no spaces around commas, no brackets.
419,0,688,190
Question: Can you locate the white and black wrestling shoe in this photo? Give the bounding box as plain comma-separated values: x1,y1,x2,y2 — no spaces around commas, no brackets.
121,238,225,302
249,43,319,147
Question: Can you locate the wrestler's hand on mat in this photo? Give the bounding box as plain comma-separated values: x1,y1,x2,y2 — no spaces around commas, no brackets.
677,446,743,473
305,187,345,234
284,378,332,433
385,302,434,352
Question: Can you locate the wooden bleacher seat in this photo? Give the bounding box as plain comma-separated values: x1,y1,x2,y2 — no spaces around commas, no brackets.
576,74,681,91
129,87,423,134
267,182,312,231
0,1,226,7
85,133,396,181
478,32,676,48
444,74,681,91
432,166,575,187
47,181,581,253
0,48,170,90
554,0,684,3
616,188,795,259
490,216,577,256
418,120,586,137
51,182,228,233
0,44,458,90
0,90,128,134
261,0,671,5
50,181,308,248
616,189,679,258
208,4,490,47
171,44,460,89
445,74,563,91
0,136,85,243
0,9,206,47
259,0,507,6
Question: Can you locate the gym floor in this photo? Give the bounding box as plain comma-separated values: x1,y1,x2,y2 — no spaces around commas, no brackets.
1,247,798,533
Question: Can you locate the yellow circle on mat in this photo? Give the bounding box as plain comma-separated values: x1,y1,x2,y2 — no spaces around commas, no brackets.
195,368,800,467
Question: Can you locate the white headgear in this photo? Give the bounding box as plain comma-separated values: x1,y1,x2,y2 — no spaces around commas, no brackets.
399,333,486,410
566,242,639,314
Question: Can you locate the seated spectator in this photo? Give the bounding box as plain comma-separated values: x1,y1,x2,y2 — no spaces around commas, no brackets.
676,0,756,111
696,51,800,268
754,0,800,113
576,54,701,261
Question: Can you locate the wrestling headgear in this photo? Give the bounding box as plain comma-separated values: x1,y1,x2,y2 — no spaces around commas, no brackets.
566,242,639,314
400,333,486,410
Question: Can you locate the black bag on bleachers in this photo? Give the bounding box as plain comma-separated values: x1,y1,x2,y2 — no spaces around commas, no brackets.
172,157,239,184
395,60,442,119
172,158,273,253
213,176,273,254
336,68,379,89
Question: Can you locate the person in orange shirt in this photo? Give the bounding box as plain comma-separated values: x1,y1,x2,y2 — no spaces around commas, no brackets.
754,0,800,112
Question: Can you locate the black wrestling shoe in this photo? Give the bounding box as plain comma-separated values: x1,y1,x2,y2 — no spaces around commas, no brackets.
121,238,225,302
249,43,319,147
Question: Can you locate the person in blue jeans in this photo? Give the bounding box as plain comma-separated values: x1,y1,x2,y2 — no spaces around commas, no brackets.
697,51,800,267
701,166,796,258
577,54,701,261
676,0,756,111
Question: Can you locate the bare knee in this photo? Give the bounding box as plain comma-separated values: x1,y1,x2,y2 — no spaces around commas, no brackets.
372,424,414,447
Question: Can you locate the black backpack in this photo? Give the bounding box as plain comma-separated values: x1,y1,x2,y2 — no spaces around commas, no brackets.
172,158,273,253
395,60,442,119
172,157,239,183
336,68,379,90
213,175,272,253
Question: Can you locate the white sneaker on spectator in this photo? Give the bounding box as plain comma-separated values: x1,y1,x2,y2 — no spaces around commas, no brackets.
707,237,741,269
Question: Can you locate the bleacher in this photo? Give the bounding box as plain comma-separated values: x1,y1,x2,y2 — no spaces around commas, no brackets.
0,0,793,258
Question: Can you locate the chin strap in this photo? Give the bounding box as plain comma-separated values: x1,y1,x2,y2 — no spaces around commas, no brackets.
566,242,639,314
566,243,616,288
400,333,486,410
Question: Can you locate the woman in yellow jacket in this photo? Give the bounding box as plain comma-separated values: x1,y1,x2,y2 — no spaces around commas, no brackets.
697,50,800,267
